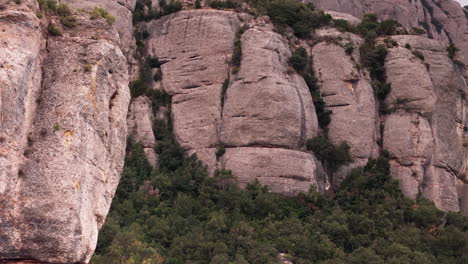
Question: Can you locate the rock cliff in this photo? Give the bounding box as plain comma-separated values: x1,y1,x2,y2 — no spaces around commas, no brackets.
0,0,131,263
1,0,468,263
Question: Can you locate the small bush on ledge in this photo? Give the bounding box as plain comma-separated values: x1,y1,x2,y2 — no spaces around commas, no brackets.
90,7,116,25
289,47,308,72
307,136,352,172
47,23,61,36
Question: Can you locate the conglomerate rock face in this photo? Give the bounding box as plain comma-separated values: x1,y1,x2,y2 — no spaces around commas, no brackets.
0,0,132,263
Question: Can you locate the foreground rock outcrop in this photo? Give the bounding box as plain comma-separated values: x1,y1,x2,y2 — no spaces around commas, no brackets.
308,0,468,78
0,0,131,263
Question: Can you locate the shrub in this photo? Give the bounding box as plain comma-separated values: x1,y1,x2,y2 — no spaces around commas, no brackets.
447,43,459,59
333,19,355,33
289,47,308,72
147,89,171,111
147,56,161,68
302,63,331,129
306,136,351,172
405,43,411,49
130,79,148,98
60,16,76,28
221,79,229,107
162,0,182,15
357,14,399,39
267,0,331,38
216,144,226,160
84,64,92,72
90,7,115,24
47,23,61,36
377,19,399,36
231,27,247,73
360,43,388,83
374,81,391,101
57,3,72,16
357,14,379,38
412,50,425,61
37,0,58,12
210,0,239,9
153,70,162,82
412,27,426,35
53,122,60,131
194,0,201,9
345,42,354,55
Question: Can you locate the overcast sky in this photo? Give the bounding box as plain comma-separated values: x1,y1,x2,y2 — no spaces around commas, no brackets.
456,0,468,7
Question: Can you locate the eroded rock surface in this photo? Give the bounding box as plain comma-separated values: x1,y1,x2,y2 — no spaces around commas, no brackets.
312,28,379,184
0,1,131,263
308,0,468,78
148,10,240,150
147,12,322,194
221,26,318,149
384,35,467,211
221,147,327,195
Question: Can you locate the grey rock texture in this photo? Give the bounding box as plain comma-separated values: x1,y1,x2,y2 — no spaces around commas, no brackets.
221,147,327,195
148,10,240,151
384,35,467,212
127,96,158,167
307,0,468,78
312,28,379,184
221,26,318,149
384,46,436,116
0,1,45,260
147,12,323,195
0,1,131,263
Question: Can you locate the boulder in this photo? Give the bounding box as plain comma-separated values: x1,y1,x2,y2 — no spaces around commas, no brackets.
384,35,467,211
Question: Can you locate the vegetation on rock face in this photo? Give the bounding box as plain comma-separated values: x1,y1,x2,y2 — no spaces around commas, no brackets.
360,42,391,103
90,7,116,25
91,138,467,263
288,47,331,129
306,136,351,172
266,0,331,38
210,0,239,9
231,26,248,74
47,23,61,36
37,1,77,29
356,14,400,39
289,47,308,72
447,43,459,60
